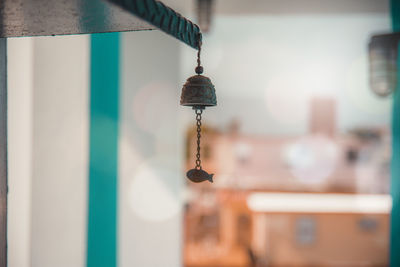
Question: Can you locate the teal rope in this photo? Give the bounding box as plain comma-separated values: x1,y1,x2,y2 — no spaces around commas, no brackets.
109,0,202,49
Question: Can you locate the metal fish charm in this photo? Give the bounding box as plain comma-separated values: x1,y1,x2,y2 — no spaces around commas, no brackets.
186,168,214,183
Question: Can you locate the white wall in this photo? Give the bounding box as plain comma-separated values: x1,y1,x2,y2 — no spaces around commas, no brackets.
181,14,391,135
8,37,34,267
8,35,89,267
119,31,184,267
30,35,89,267
8,31,185,267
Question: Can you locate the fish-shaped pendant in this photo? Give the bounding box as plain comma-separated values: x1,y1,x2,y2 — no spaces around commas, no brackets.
186,168,214,183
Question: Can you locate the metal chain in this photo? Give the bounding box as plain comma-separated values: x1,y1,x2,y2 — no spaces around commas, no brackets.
195,108,203,170
194,35,203,170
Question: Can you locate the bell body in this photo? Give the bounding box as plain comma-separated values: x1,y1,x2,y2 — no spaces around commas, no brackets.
180,74,217,108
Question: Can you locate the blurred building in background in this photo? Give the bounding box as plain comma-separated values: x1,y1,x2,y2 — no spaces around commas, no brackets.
184,97,391,266
181,2,392,265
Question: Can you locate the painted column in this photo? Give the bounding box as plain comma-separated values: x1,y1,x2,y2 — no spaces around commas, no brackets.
0,38,7,267
391,0,400,265
30,35,89,267
87,33,120,267
7,37,33,267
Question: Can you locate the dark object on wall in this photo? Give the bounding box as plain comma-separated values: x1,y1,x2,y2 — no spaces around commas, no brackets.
0,0,201,49
196,0,215,33
369,32,400,97
181,41,217,183
358,217,379,232
346,148,358,164
295,216,316,245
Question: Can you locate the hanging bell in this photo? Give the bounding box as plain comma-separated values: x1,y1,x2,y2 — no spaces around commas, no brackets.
180,66,217,108
181,39,217,183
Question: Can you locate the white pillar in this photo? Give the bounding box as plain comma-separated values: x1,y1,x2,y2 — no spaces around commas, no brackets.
7,37,34,267
30,35,89,267
119,31,184,267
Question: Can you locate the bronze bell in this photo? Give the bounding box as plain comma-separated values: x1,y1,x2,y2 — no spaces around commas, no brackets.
180,66,217,108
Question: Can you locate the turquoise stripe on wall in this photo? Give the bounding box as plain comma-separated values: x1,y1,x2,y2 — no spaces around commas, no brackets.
87,33,120,267
391,0,400,265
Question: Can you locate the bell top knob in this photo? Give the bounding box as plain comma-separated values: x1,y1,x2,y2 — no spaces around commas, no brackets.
195,66,204,75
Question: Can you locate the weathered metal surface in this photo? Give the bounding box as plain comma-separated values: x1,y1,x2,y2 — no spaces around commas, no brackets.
0,0,201,49
0,0,154,37
180,74,217,107
0,38,7,267
110,0,201,49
